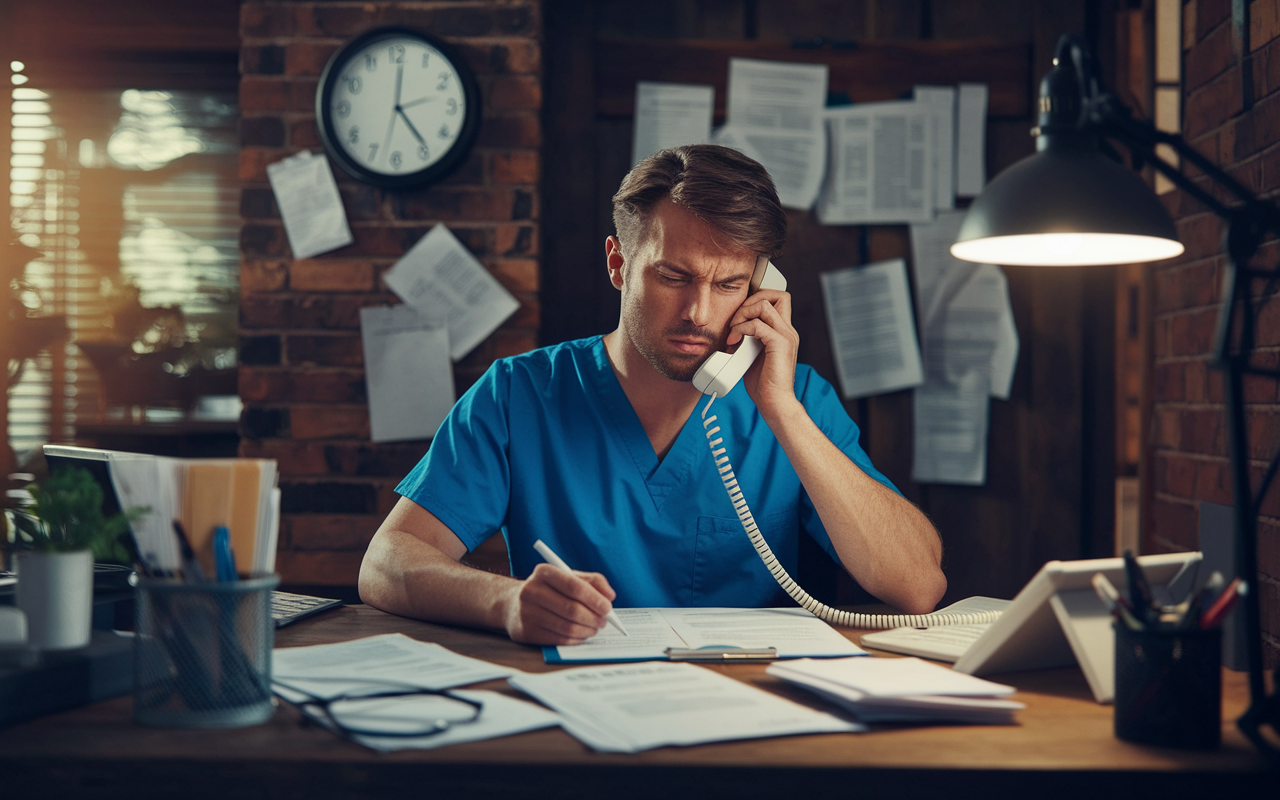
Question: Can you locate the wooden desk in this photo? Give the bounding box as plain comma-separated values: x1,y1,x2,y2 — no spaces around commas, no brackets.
0,605,1273,799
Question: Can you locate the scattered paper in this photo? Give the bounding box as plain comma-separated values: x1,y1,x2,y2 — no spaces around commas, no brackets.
723,58,829,210
266,150,354,260
910,211,1019,399
272,635,556,752
359,305,455,443
956,83,988,197
817,101,934,225
550,607,866,662
107,452,180,573
819,259,923,399
912,370,991,485
273,633,516,694
631,81,714,166
913,85,956,210
383,224,520,361
510,661,862,753
774,656,1015,698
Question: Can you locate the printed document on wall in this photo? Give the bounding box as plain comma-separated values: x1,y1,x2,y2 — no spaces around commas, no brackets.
912,370,991,485
359,304,455,443
723,58,828,210
383,224,520,361
956,83,988,197
266,150,355,260
913,85,956,210
820,259,923,399
909,211,1018,399
631,81,714,166
817,101,934,224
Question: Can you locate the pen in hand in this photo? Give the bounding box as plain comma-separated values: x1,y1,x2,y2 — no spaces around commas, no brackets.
532,539,629,637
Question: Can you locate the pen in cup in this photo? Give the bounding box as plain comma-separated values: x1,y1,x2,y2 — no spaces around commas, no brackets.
532,539,629,637
1091,572,1143,630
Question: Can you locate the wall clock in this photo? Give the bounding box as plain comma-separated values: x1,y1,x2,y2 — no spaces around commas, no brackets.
316,27,481,188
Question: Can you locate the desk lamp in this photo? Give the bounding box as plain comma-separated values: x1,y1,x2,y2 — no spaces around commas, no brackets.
952,32,1279,758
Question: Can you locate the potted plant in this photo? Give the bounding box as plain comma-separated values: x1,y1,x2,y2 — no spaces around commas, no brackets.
3,466,141,650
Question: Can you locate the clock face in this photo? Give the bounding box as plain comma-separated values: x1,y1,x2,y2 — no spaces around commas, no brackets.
316,28,480,188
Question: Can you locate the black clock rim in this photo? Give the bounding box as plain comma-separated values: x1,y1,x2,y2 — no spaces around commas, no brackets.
315,26,482,189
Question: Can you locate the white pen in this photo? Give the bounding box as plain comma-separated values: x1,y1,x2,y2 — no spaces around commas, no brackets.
532,539,629,636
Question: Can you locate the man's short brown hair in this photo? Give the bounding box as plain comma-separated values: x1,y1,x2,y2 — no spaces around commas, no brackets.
612,144,787,259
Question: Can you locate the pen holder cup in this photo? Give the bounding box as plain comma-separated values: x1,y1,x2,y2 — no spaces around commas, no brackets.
133,574,279,728
1113,622,1221,749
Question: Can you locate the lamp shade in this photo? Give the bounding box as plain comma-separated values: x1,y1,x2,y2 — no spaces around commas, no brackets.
950,146,1184,266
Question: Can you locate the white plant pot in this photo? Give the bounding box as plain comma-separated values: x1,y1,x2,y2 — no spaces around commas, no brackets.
14,549,94,650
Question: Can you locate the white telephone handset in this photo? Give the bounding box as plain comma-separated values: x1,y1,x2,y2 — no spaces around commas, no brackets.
692,255,788,396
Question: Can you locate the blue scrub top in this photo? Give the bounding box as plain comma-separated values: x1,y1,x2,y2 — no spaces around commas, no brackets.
396,336,900,608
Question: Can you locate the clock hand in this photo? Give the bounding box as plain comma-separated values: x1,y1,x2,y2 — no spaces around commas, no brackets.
380,109,396,164
399,95,438,111
397,108,427,146
394,62,404,105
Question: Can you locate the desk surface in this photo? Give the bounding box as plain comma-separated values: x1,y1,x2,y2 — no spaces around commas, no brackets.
0,605,1274,799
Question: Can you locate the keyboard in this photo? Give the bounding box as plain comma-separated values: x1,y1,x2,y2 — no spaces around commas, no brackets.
271,591,343,628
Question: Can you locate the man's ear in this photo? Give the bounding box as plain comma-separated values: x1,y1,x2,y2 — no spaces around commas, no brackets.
605,235,625,290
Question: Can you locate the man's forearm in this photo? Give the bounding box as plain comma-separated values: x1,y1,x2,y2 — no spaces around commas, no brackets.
763,399,946,614
358,527,518,631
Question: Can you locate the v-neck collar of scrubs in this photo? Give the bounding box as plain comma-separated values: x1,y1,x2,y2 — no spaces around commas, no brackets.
587,336,704,511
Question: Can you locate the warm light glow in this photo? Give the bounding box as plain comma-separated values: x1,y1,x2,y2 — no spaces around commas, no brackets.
10,61,24,72
11,74,28,85
950,232,1185,266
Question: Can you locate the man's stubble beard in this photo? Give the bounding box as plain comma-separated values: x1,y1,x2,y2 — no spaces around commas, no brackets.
620,298,720,383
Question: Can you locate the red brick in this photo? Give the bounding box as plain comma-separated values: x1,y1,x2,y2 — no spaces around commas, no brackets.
491,151,539,184
286,334,364,367
494,223,538,256
1248,410,1280,460
1196,0,1232,41
489,257,538,292
1194,457,1234,505
290,119,322,149
1169,308,1218,356
241,3,295,39
486,74,541,111
293,294,395,330
1185,21,1234,92
286,42,337,77
1153,407,1182,449
240,77,290,113
275,549,362,586
239,439,330,475
1174,213,1225,262
504,293,540,329
1157,453,1198,496
1255,0,1280,51
477,114,541,148
289,79,322,112
290,259,375,292
1154,316,1173,358
1151,498,1198,550
313,441,426,477
286,515,380,550
1154,361,1185,401
290,405,369,440
240,295,291,329
1180,407,1227,455
239,368,366,404
239,147,289,183
1185,68,1243,140
241,258,288,292
393,187,518,222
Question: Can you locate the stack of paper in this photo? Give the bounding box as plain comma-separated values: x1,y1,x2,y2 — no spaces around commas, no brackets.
767,656,1023,725
273,634,559,752
510,661,862,752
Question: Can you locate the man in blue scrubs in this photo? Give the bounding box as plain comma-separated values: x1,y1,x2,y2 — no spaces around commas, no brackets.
360,145,946,645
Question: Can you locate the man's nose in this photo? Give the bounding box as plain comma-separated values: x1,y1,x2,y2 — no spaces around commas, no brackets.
683,284,713,328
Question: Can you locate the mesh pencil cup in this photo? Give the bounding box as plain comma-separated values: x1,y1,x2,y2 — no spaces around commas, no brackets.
133,574,279,728
1113,621,1221,749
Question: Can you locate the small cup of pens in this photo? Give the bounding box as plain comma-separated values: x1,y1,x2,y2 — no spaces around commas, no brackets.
132,521,279,728
1096,551,1246,750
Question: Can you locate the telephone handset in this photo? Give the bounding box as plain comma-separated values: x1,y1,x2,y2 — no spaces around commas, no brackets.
695,256,1002,630
692,254,788,397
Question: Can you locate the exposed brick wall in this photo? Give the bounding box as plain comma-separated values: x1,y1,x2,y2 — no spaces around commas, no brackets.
238,1,541,585
1150,0,1279,665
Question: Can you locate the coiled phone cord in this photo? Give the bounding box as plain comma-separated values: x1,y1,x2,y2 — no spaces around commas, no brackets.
700,393,1002,629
